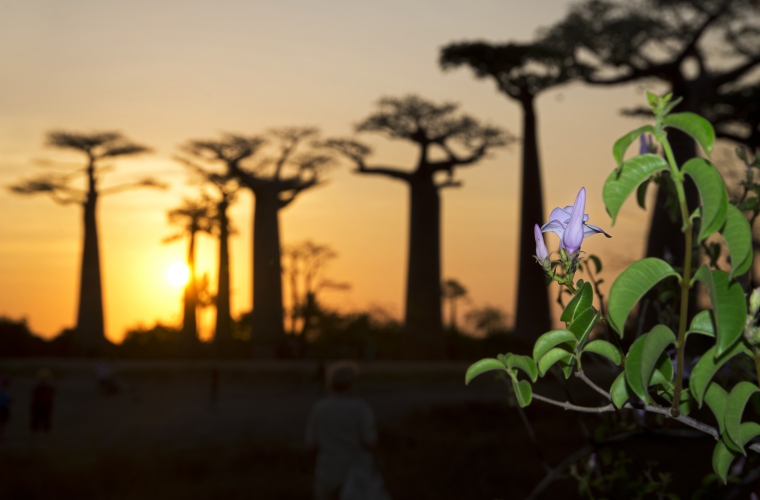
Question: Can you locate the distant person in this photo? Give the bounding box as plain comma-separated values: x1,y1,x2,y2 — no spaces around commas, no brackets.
305,361,390,500
0,376,11,438
96,360,119,394
30,368,55,433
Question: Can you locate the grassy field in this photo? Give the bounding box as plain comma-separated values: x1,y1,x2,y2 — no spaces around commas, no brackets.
0,359,745,499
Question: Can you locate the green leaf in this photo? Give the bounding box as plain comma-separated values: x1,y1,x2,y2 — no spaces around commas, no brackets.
636,178,650,209
582,340,622,366
625,334,649,402
740,421,760,449
612,125,655,166
496,353,512,366
687,310,715,338
640,325,676,391
650,352,674,387
721,204,753,278
610,371,632,409
507,355,538,383
561,282,593,323
692,266,748,357
662,112,715,157
608,258,680,337
704,383,729,435
715,422,760,483
690,344,748,406
713,440,735,484
725,382,760,453
513,378,533,407
603,154,669,225
538,347,575,377
588,254,602,273
681,158,728,241
465,358,506,385
533,330,577,364
568,307,599,347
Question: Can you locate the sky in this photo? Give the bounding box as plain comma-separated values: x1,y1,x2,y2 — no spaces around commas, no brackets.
0,0,681,342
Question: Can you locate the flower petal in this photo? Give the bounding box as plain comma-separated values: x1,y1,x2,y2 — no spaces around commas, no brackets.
541,220,566,239
549,207,572,224
583,224,611,238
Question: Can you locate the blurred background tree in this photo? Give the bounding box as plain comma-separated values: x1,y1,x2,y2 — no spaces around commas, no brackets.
440,41,586,342
163,196,213,351
9,131,161,355
327,95,512,358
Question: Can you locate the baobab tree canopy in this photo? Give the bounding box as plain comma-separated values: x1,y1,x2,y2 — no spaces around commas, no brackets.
182,130,335,357
10,131,157,354
440,42,585,98
327,95,511,358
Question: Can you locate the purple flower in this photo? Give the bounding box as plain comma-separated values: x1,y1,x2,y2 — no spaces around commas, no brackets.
541,187,610,254
534,224,549,263
639,134,648,155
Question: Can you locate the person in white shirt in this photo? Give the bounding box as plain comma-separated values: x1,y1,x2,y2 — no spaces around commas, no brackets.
305,361,378,500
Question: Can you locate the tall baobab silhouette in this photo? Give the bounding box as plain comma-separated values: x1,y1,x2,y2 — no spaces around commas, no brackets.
440,42,585,341
164,196,213,348
327,95,510,358
9,131,159,354
183,130,334,357
175,154,243,353
442,278,468,331
542,0,760,270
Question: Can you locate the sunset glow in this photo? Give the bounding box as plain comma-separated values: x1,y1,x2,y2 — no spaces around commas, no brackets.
166,262,190,288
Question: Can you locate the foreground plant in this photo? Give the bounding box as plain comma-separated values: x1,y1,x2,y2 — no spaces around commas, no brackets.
467,92,760,484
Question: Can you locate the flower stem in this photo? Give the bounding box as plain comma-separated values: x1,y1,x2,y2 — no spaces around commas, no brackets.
661,136,693,417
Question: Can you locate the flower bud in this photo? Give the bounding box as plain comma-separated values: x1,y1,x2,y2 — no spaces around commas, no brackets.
534,224,549,263
562,187,586,255
750,287,760,317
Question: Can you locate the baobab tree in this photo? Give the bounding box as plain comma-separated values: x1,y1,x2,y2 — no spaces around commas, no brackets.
327,95,510,357
164,196,213,348
439,41,586,341
175,154,243,352
9,131,159,354
442,278,468,331
183,130,334,357
283,240,349,355
542,0,760,269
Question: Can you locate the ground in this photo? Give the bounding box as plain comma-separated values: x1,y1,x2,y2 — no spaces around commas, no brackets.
0,359,744,499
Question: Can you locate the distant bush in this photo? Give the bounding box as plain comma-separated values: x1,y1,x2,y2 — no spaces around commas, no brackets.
0,316,49,357
119,323,184,358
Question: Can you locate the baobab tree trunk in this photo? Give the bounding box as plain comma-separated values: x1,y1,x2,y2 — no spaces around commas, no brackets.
405,176,444,358
251,188,285,358
74,185,106,355
214,201,232,352
514,95,551,342
181,230,199,349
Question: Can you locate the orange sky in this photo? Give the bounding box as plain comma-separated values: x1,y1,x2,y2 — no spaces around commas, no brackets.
1,0,727,342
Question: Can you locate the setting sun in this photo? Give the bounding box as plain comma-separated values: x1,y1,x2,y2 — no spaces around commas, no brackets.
166,262,190,288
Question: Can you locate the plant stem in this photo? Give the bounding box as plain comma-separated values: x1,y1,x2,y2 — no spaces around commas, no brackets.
661,137,693,417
